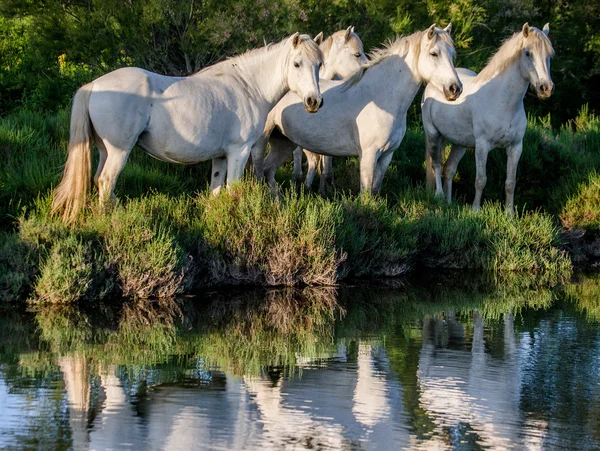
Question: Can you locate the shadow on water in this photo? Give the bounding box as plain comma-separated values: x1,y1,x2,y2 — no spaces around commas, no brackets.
1,273,600,450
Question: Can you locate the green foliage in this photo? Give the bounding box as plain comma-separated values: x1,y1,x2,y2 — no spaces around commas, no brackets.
6,182,571,304
0,231,38,302
0,0,599,122
560,171,600,233
199,182,341,286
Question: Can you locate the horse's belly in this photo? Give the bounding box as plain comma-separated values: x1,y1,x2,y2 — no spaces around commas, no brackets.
137,131,221,164
434,118,475,148
279,108,359,157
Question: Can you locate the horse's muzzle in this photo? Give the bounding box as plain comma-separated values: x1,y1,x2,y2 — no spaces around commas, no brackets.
537,82,554,99
304,96,322,113
444,82,463,101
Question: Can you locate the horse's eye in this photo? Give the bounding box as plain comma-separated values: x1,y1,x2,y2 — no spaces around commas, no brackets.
318,62,322,69
294,62,300,68
354,53,361,58
525,50,531,57
430,52,439,57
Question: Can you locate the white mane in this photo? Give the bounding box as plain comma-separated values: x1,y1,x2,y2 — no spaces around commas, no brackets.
339,29,454,90
199,34,322,75
477,28,554,83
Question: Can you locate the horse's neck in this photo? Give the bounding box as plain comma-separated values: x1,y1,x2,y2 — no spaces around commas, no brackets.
479,61,529,113
361,51,421,116
201,46,289,109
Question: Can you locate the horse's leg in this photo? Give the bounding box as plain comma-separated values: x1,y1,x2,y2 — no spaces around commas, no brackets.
472,140,491,211
210,157,227,195
359,149,379,196
372,150,394,195
251,135,269,180
96,141,132,211
251,111,276,181
304,150,320,190
264,135,297,195
226,145,252,186
504,141,523,215
318,156,335,197
442,144,467,204
93,134,107,189
425,132,444,196
292,147,304,192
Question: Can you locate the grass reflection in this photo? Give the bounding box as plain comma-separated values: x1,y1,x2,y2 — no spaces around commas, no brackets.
0,273,596,379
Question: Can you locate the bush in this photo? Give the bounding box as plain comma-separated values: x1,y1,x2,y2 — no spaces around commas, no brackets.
560,171,600,234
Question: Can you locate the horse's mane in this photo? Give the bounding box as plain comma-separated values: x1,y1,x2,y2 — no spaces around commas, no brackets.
198,34,322,75
338,29,453,91
476,28,554,83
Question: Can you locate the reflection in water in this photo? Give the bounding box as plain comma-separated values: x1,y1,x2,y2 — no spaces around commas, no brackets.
0,276,600,450
417,312,523,449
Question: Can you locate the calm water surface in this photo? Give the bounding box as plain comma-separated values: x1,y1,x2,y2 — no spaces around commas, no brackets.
1,276,600,450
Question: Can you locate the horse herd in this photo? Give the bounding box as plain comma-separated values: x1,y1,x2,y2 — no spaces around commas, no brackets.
52,23,554,223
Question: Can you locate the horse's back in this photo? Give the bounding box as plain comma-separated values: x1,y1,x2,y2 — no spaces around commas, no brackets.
457,68,477,79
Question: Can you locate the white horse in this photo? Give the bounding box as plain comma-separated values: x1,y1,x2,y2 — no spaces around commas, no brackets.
422,23,554,213
52,33,323,223
252,25,462,196
291,26,368,193
211,27,367,187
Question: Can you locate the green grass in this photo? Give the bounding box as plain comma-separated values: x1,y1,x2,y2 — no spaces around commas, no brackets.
0,181,571,304
560,171,600,233
1,106,599,303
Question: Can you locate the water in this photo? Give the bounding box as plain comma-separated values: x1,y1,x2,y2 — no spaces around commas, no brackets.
1,276,599,450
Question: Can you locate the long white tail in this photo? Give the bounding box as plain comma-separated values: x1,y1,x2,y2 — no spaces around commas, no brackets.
52,83,94,224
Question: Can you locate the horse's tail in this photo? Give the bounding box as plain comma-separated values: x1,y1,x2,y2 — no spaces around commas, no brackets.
52,83,94,224
425,151,435,191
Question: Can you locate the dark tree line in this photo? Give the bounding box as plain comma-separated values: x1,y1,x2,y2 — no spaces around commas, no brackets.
0,0,598,124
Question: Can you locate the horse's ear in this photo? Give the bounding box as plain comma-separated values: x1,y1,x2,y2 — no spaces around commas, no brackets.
427,24,436,40
542,23,550,36
291,32,301,48
522,23,530,38
444,23,452,35
344,26,353,42
314,32,323,45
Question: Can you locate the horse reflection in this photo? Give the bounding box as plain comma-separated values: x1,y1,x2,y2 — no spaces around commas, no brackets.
416,312,537,448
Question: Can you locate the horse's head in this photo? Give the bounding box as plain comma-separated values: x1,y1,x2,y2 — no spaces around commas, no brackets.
319,26,368,80
519,23,554,99
286,33,323,113
417,24,462,101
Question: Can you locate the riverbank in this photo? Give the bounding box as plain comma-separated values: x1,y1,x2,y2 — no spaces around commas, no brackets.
0,108,599,304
